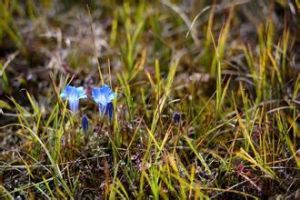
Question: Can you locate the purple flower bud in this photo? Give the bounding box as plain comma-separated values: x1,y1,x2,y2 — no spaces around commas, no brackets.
172,112,181,124
105,102,114,120
82,114,88,133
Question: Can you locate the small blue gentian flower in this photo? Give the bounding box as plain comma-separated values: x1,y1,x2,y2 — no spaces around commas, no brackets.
92,84,116,119
60,85,87,113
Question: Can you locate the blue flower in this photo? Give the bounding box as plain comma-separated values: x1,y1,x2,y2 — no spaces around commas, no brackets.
92,84,116,119
60,85,87,112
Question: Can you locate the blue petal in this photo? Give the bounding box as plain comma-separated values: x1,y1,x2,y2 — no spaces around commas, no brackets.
98,103,106,115
99,85,112,97
91,88,99,99
101,84,111,93
61,85,75,97
69,98,79,112
61,85,87,100
60,85,72,99
107,92,116,102
77,87,87,99
60,90,67,99
92,88,104,105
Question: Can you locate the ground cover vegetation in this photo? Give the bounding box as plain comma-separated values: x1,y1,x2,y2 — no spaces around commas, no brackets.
0,0,300,199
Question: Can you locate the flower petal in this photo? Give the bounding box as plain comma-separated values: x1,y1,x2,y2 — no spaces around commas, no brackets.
60,90,67,99
98,103,106,115
69,98,79,112
92,88,102,104
107,92,116,102
77,87,87,99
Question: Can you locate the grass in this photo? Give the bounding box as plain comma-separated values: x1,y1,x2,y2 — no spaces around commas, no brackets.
0,0,300,199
